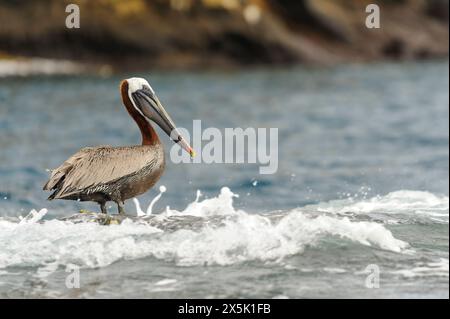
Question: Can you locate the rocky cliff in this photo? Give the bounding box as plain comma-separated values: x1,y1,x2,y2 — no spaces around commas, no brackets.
0,0,448,70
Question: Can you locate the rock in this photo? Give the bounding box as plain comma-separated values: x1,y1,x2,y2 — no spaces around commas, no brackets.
382,38,406,59
0,0,447,70
61,210,227,232
427,0,449,22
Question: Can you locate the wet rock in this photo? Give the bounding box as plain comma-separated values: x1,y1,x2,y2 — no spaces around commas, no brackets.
383,38,406,59
427,0,449,22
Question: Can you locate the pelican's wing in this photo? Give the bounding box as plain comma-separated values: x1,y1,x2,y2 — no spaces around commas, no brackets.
44,146,158,199
43,147,95,191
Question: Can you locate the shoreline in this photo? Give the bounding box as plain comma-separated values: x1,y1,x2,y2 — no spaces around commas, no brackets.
1,55,448,78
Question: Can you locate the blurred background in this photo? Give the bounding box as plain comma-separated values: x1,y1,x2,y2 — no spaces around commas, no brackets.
0,0,448,73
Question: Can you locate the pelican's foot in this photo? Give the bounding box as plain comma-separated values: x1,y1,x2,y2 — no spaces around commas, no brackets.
79,209,97,215
99,215,120,225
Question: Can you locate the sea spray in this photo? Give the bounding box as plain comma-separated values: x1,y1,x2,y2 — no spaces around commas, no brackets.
0,187,416,271
133,185,167,217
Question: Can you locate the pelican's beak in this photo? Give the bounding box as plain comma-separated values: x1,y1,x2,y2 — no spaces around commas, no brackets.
132,86,195,157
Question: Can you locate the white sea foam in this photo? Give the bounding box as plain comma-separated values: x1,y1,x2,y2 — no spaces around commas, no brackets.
154,279,177,286
0,187,428,273
316,190,449,223
391,258,449,278
0,58,84,77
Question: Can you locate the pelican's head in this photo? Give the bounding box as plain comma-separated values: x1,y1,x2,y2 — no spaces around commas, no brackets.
124,77,195,157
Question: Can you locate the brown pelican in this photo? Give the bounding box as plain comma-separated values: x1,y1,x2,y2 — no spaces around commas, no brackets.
43,77,194,215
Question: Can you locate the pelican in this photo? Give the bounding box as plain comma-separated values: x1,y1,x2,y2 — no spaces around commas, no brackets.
43,77,194,215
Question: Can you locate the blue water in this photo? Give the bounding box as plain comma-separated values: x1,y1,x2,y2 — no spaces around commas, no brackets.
0,61,448,298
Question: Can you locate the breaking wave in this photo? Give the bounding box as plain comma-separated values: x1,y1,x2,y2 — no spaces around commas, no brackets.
0,187,446,273
312,190,449,224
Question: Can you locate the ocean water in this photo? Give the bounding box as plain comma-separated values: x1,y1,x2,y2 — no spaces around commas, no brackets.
0,61,448,298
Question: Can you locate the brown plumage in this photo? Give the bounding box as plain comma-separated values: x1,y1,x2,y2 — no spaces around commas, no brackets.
43,78,194,215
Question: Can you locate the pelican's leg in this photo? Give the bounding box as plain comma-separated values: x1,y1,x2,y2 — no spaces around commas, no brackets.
100,202,107,215
117,201,126,215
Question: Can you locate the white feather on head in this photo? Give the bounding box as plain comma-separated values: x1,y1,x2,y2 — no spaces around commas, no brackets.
127,77,154,94
126,77,155,117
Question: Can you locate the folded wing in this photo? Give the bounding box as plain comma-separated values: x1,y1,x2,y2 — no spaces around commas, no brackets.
43,146,155,199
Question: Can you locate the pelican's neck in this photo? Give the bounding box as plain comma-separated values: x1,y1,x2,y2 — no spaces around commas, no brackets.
120,80,160,146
